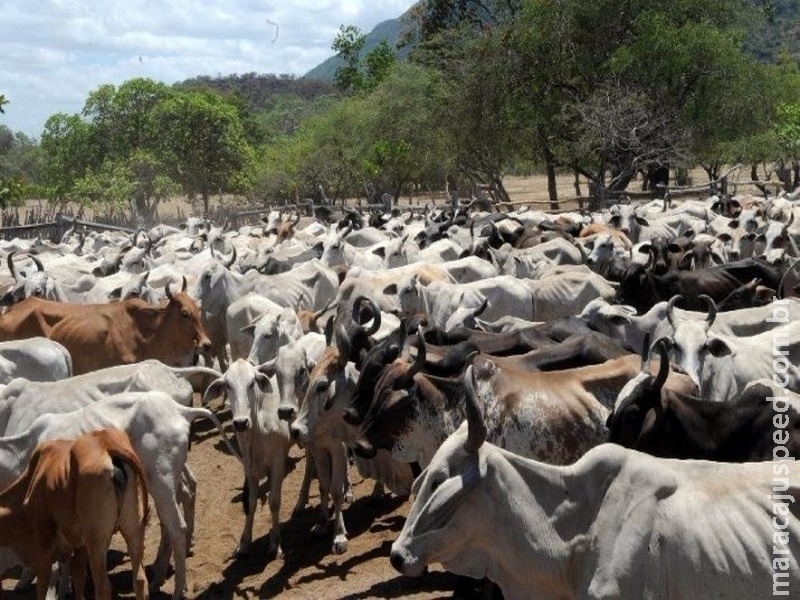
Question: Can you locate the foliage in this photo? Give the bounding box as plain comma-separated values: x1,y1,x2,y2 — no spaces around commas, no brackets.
38,81,255,220
332,25,397,93
152,90,255,215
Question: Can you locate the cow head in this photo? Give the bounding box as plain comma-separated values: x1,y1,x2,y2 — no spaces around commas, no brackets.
607,203,649,242
4,252,65,304
159,278,213,365
203,358,279,433
637,237,682,275
243,307,304,365
285,323,356,445
266,333,326,419
585,234,616,269
607,336,669,447
352,331,443,463
389,361,488,579
757,213,795,259
657,294,731,391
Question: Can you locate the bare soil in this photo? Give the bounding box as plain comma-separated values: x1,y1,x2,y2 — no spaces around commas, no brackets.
2,400,459,600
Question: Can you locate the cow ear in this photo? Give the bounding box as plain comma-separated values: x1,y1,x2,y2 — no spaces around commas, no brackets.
382,283,398,295
255,372,273,392
706,337,732,357
201,378,227,406
716,232,732,242
634,216,650,227
755,233,766,242
727,220,739,229
607,314,630,326
109,286,122,299
636,244,652,254
372,246,386,258
682,229,696,239
667,243,683,253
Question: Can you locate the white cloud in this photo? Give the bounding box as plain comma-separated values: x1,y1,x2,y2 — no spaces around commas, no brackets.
0,0,417,137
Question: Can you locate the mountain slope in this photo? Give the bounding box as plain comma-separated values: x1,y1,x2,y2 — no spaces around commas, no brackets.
304,15,416,83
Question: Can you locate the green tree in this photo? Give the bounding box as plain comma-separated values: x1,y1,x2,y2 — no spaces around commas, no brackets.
332,25,397,93
40,112,96,199
153,91,254,216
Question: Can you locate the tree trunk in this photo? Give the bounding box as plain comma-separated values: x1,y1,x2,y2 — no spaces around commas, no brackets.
751,163,759,181
202,190,210,218
573,169,582,196
792,161,799,191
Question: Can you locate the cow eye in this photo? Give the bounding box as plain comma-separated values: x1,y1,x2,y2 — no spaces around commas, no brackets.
314,378,330,392
181,309,190,318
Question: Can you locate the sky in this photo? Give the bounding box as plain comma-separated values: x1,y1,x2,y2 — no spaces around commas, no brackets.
0,0,417,138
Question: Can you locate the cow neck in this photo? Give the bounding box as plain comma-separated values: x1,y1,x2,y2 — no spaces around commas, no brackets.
485,444,625,596
0,428,38,490
564,355,640,410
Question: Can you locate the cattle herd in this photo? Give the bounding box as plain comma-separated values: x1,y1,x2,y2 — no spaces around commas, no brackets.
0,188,798,599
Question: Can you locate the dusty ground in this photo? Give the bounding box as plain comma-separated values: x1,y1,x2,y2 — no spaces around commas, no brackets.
2,399,460,600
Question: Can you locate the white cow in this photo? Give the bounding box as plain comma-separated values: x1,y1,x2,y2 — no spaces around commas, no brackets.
0,360,222,436
0,391,238,599
391,401,799,599
203,360,291,558
0,337,72,383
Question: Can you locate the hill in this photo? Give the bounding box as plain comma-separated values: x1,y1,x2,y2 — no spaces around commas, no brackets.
303,14,417,83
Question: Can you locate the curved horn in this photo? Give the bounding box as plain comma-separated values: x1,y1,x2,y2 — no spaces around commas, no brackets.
335,321,351,365
30,254,44,273
409,326,426,376
639,332,651,372
666,295,682,329
355,296,382,337
464,366,487,454
698,294,717,328
785,212,795,230
181,275,187,293
653,339,670,393
7,252,17,281
222,247,237,269
165,280,176,302
291,211,301,225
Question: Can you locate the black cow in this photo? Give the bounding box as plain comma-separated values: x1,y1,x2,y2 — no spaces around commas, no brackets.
607,341,800,461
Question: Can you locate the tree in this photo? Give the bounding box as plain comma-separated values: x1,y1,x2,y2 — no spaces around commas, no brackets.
333,25,367,92
153,91,254,216
332,25,397,94
775,101,800,189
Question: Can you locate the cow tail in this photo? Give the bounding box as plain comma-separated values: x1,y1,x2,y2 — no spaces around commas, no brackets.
182,406,241,461
109,446,150,528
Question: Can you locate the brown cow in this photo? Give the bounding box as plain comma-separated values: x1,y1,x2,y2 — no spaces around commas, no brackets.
0,279,211,374
0,428,149,600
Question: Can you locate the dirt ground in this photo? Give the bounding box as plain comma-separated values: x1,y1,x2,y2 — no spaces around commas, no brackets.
2,398,460,600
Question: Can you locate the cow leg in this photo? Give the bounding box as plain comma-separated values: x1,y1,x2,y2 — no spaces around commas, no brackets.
330,443,349,554
86,540,112,600
35,561,56,600
68,550,88,600
310,447,331,537
149,483,187,600
179,466,198,553
267,454,287,559
237,470,258,557
292,450,316,516
117,493,149,600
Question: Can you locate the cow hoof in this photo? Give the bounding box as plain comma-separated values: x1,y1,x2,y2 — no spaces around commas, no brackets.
310,521,328,539
267,542,283,560
332,535,348,554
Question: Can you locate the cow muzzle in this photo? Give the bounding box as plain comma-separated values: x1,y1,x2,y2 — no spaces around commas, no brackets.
389,547,425,577
342,407,362,426
353,436,377,460
233,417,250,432
290,423,308,443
